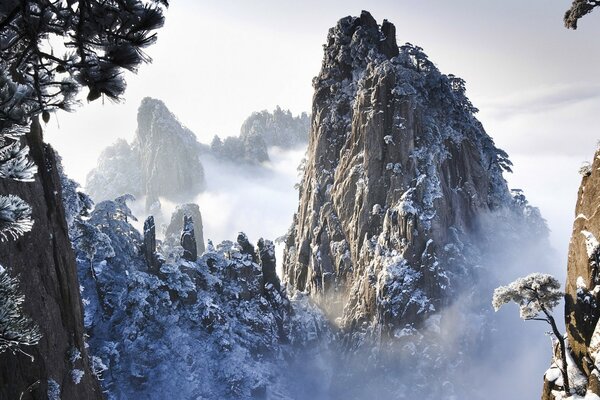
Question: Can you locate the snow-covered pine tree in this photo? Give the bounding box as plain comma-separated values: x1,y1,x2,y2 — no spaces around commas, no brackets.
74,221,116,281
0,195,34,243
0,266,41,356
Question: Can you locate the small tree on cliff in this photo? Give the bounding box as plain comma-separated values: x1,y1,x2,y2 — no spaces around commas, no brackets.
492,273,569,394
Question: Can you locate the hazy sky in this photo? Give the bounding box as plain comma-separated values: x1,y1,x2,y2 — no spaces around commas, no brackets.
45,0,600,275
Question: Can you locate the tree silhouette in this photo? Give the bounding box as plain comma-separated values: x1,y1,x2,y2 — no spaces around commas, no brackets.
564,0,600,29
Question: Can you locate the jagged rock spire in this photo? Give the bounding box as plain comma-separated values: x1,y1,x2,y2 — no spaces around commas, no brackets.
166,203,205,255
180,215,197,261
236,232,258,263
283,10,521,334
257,238,280,292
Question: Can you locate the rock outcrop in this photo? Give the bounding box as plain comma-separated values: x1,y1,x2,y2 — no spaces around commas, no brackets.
283,10,517,334
0,119,102,399
542,149,600,398
165,203,205,255
180,215,197,261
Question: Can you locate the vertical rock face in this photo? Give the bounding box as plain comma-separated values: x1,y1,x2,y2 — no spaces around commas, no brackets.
142,215,163,272
545,148,600,398
258,238,280,292
180,215,197,261
0,119,102,399
283,11,517,334
165,203,205,255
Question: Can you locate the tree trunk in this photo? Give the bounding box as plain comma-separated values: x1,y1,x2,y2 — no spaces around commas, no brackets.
548,312,570,395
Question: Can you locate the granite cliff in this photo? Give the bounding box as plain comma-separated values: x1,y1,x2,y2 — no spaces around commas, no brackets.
542,150,600,399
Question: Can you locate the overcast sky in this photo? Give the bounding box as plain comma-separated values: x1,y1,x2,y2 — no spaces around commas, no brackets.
45,0,600,275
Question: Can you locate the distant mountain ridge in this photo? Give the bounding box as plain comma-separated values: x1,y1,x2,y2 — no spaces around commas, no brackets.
86,99,309,205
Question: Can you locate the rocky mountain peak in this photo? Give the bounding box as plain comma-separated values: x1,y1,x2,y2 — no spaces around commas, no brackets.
135,97,205,206
284,10,525,338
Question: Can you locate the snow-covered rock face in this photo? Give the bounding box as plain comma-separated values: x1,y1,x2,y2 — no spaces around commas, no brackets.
284,10,516,333
544,147,600,399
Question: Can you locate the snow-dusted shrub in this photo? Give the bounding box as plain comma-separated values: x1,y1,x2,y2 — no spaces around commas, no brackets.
0,267,41,356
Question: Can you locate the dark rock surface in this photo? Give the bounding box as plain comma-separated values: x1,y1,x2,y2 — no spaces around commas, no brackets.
180,215,198,262
0,118,102,399
258,238,280,292
165,203,205,255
